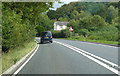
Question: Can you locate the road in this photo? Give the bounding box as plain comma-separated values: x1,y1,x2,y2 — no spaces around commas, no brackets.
17,38,119,74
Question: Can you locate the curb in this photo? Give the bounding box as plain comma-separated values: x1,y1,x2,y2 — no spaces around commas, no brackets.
1,40,38,75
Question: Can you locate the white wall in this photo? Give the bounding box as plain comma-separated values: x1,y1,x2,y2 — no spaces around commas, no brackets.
62,25,67,29
54,23,67,31
54,25,56,30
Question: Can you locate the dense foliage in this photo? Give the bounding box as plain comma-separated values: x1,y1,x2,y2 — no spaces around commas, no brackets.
2,2,53,52
2,2,119,52
51,29,71,38
48,2,119,42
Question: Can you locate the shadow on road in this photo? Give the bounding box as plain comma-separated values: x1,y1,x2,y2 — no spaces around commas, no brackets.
37,41,52,44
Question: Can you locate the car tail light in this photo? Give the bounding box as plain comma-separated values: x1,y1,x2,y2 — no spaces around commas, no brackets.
51,36,52,38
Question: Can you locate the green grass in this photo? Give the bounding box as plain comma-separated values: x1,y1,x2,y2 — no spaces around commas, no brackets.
0,43,2,74
0,54,2,74
55,36,118,45
2,40,37,73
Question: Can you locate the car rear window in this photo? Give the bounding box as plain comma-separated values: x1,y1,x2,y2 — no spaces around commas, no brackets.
42,32,51,36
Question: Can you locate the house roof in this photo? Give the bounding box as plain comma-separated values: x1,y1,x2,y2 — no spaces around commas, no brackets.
54,21,69,25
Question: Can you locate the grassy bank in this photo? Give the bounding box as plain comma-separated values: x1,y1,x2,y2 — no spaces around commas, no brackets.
56,36,118,45
2,40,37,73
0,54,2,74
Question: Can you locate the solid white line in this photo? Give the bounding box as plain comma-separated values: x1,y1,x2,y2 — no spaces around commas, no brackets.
54,41,118,67
13,44,39,75
55,39,118,48
54,41,120,75
64,43,118,67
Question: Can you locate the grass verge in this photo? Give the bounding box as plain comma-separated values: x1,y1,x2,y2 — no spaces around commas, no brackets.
0,53,2,74
2,40,37,73
55,37,118,45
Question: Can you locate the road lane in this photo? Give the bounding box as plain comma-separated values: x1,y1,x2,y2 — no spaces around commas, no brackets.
54,39,118,65
54,40,119,74
17,38,115,74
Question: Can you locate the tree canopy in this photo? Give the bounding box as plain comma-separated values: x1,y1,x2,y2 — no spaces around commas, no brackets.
48,2,118,42
2,2,53,51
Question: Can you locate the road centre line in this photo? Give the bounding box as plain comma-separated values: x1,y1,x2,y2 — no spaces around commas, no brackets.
54,41,120,75
54,39,118,48
59,41,118,67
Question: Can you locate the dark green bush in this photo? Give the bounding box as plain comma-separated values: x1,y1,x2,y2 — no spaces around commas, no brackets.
2,2,53,52
51,29,71,38
51,30,61,38
88,26,118,41
35,25,45,37
61,29,71,38
78,29,89,37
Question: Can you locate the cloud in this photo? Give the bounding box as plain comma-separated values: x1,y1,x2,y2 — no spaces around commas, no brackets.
49,2,64,10
49,0,78,10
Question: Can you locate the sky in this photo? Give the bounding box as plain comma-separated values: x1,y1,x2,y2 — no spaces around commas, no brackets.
50,0,78,10
49,0,119,10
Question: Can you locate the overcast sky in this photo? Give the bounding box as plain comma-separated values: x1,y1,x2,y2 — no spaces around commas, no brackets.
50,0,78,10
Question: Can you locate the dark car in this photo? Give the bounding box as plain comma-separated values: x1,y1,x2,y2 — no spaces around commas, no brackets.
40,31,53,44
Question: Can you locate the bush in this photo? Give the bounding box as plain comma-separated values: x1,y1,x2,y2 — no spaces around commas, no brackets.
61,29,71,38
51,30,61,38
71,36,86,40
88,26,118,41
51,29,71,38
77,29,89,37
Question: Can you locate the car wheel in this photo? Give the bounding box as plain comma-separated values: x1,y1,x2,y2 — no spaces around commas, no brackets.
50,41,53,43
41,41,43,44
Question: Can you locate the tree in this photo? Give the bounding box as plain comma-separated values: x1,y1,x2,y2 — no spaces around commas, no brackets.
2,2,53,52
79,11,91,18
112,17,120,30
78,29,89,37
68,19,79,33
35,25,45,37
71,10,80,20
112,17,118,25
47,10,57,20
36,13,54,30
106,5,118,23
90,15,107,27
58,17,68,21
78,15,107,31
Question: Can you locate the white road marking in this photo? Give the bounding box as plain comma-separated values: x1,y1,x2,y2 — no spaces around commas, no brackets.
54,41,120,75
55,39,118,48
64,43,118,67
13,43,39,75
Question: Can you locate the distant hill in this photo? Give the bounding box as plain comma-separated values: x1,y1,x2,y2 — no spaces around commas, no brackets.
47,2,118,22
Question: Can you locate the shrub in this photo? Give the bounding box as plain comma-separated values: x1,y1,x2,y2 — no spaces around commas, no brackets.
78,29,89,37
88,26,118,41
61,29,71,38
51,29,71,38
51,30,61,38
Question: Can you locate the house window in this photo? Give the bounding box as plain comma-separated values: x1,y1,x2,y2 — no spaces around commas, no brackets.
60,25,62,29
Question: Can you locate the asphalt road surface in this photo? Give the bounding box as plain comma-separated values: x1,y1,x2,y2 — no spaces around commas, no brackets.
17,38,119,74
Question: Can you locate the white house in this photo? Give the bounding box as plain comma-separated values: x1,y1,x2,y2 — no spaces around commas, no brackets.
54,21,69,31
